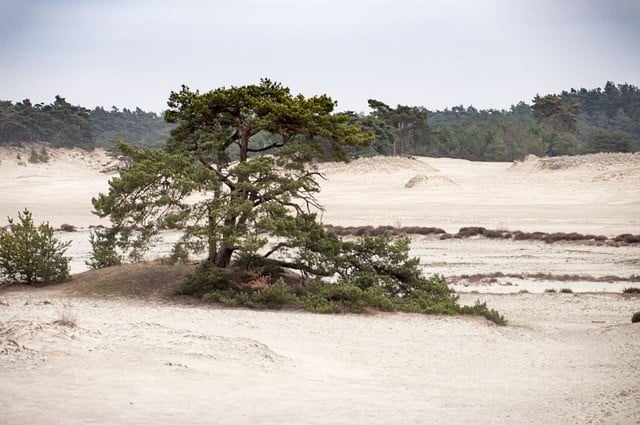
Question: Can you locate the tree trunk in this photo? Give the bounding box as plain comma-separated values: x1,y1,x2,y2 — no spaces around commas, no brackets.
214,246,234,268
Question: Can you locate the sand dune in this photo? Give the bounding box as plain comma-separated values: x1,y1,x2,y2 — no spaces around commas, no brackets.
1,147,639,424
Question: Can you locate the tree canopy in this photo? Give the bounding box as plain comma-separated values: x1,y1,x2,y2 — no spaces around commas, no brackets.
93,79,372,269
0,96,94,149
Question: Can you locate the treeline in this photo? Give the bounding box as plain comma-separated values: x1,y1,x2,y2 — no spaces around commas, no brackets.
1,81,638,160
0,97,172,150
90,106,173,148
355,81,640,161
0,96,94,150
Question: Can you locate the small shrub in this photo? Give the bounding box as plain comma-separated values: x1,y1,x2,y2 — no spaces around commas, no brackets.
632,312,640,323
29,148,40,163
544,288,557,293
53,310,77,327
251,280,296,309
59,224,76,232
460,301,507,326
482,229,512,239
614,234,640,244
174,263,240,297
456,227,486,238
622,287,640,294
0,209,70,285
559,288,573,293
39,147,49,162
86,229,122,269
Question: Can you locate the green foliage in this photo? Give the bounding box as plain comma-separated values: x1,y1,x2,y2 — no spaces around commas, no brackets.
585,129,634,153
353,81,639,161
174,263,242,298
3,81,638,158
232,253,283,280
0,96,94,149
367,99,429,156
94,80,373,268
173,228,505,324
86,228,123,269
28,147,49,163
90,106,174,148
460,301,508,326
0,209,70,285
632,312,640,323
28,148,39,163
175,264,505,323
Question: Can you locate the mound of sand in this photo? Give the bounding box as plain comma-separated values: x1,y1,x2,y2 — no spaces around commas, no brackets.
404,174,456,188
318,156,438,175
510,152,640,173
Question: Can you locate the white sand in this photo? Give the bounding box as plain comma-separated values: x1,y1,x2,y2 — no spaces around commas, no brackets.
1,147,640,424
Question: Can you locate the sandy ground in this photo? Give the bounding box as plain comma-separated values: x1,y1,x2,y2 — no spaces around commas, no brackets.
1,146,640,424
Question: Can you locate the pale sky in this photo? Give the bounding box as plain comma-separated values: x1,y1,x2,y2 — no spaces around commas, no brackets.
1,0,639,113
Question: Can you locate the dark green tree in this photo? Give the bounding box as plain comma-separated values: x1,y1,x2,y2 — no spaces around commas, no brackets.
531,94,581,133
0,209,70,285
92,80,373,269
367,100,430,156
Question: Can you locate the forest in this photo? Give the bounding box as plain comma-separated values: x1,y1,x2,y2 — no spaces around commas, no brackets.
0,81,638,161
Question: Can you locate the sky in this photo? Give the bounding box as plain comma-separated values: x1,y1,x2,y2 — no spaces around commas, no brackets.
1,0,639,113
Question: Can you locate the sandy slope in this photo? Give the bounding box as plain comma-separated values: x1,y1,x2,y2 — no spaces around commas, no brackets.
1,147,640,424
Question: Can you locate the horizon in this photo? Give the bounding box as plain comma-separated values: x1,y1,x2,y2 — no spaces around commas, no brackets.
3,79,637,115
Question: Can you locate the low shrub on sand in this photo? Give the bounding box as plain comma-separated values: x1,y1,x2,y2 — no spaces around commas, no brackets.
174,264,507,325
632,312,640,324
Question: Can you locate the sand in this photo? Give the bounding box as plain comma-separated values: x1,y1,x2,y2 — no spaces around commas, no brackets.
1,146,639,424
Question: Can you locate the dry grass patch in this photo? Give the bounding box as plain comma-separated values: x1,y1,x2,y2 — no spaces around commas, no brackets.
53,310,77,327
67,262,196,299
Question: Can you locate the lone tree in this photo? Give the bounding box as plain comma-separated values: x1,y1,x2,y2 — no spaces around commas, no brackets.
91,81,506,324
93,79,372,269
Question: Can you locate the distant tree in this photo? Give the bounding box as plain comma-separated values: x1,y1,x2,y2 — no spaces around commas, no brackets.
90,105,174,148
585,129,635,153
367,100,429,155
0,96,93,149
531,94,581,133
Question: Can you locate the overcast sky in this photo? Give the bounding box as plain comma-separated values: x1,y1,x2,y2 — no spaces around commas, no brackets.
1,0,639,113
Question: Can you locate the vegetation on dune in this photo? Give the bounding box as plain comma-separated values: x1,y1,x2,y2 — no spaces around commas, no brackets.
0,209,71,285
90,106,173,148
87,80,506,324
172,262,506,325
324,225,640,246
0,96,94,150
1,81,639,160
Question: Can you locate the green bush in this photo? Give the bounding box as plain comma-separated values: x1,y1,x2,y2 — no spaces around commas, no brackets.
460,301,508,325
86,229,122,269
251,280,296,309
0,209,71,285
174,263,240,297
172,230,506,325
632,312,640,323
233,252,283,280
